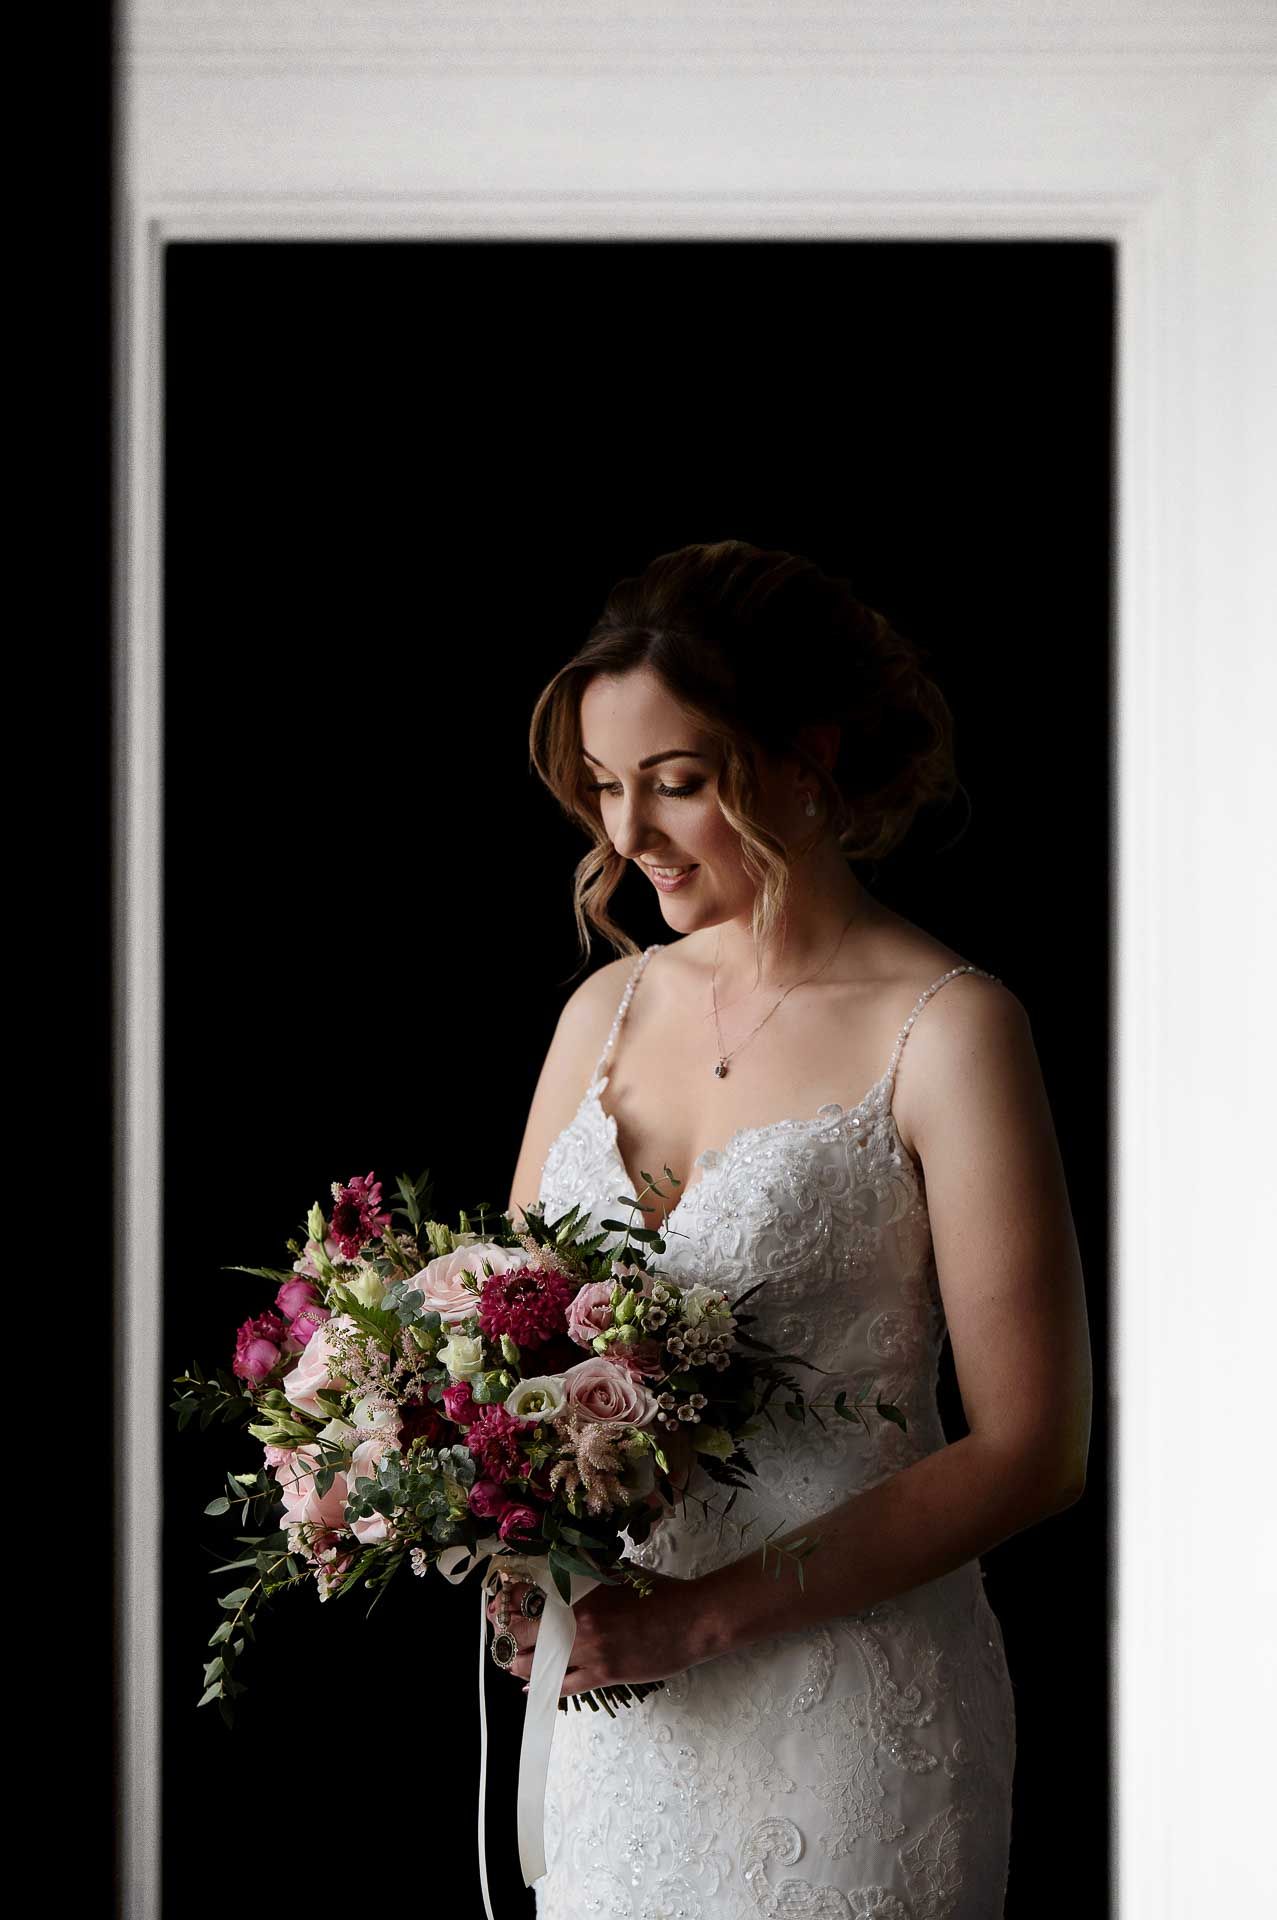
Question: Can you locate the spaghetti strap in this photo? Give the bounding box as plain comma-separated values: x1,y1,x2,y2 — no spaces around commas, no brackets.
587,943,666,1091
885,963,1003,1087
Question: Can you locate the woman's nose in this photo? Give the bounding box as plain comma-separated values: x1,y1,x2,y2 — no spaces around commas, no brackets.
609,791,656,860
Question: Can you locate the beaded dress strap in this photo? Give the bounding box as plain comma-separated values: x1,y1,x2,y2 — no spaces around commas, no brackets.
587,943,666,1090
885,964,1003,1086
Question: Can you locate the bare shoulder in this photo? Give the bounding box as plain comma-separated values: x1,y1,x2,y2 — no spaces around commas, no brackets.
889,954,1032,1166
506,950,640,1219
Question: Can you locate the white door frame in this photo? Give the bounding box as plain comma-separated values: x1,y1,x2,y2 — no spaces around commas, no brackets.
118,8,1277,1914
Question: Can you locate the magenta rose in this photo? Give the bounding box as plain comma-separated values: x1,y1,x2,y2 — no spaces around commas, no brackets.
233,1311,290,1383
286,1302,332,1351
559,1356,659,1426
441,1381,480,1426
566,1280,616,1349
408,1243,529,1325
274,1276,323,1320
468,1479,514,1520
498,1504,540,1543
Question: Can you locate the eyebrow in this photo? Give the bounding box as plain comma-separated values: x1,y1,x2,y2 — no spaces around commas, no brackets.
581,748,709,771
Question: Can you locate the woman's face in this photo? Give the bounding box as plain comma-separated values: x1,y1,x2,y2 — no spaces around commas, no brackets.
577,665,787,931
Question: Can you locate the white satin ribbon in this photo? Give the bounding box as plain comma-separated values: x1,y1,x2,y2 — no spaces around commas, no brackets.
438,1539,599,1918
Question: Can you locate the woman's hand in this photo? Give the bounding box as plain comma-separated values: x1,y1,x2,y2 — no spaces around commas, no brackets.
485,1566,716,1698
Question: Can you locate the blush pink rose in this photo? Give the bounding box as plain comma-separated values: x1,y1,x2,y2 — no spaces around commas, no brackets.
271,1445,349,1532
292,1234,350,1282
566,1280,616,1348
279,1313,354,1416
605,1337,666,1379
408,1243,529,1325
347,1436,401,1545
559,1356,659,1427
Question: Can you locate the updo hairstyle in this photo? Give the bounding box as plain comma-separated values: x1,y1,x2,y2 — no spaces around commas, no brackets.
528,538,963,968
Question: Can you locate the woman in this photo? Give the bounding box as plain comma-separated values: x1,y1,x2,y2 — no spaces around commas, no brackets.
494,539,1092,1917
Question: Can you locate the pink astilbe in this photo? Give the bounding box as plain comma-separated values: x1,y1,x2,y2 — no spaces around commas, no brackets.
328,1172,392,1259
477,1258,573,1348
548,1408,641,1517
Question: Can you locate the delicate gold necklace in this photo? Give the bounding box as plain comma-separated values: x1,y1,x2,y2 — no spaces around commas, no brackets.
709,909,860,1079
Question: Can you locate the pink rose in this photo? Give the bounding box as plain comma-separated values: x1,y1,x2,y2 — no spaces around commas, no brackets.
271,1444,349,1532
287,1302,331,1351
292,1234,350,1282
559,1356,659,1426
408,1243,529,1325
566,1280,616,1348
441,1381,480,1426
498,1504,540,1543
347,1436,401,1545
274,1276,323,1320
468,1478,514,1520
233,1311,290,1383
279,1314,354,1416
605,1337,665,1379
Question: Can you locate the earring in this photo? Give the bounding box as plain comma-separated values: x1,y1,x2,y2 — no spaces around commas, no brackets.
803,792,817,817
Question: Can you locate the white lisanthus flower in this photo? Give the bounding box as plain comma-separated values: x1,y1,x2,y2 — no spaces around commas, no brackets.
504,1374,568,1422
437,1331,486,1379
314,1415,357,1448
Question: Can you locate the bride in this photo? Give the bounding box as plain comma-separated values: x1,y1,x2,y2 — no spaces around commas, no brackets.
491,538,1091,1917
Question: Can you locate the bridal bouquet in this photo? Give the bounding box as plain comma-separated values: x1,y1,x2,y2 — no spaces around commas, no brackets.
172,1164,907,1729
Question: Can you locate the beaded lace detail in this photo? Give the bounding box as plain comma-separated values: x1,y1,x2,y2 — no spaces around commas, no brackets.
535,946,1015,1920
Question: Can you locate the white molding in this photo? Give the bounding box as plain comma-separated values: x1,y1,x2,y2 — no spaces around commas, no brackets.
119,14,1277,1917
126,2,1277,71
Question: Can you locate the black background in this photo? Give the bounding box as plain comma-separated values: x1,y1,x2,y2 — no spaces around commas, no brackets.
162,239,1112,1916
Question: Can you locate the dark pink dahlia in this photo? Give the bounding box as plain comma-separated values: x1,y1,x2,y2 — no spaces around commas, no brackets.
465,1403,533,1484
328,1171,392,1259
477,1261,572,1348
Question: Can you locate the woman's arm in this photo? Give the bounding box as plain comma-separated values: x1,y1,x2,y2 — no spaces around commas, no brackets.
687,978,1094,1664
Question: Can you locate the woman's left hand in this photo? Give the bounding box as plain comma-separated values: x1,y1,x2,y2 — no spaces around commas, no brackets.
486,1568,714,1698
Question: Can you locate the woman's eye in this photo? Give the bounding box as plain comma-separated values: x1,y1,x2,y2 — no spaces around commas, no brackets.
582,780,700,800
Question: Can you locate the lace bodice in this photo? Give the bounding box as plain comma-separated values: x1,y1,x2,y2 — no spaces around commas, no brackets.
539,944,1001,1575
534,943,1016,1919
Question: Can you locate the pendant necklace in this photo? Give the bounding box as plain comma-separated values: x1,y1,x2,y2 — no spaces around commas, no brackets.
710,907,861,1079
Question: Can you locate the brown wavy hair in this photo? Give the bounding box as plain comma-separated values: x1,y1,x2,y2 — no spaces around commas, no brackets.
528,538,964,971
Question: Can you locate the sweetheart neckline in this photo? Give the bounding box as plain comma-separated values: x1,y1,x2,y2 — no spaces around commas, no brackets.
584,1072,919,1226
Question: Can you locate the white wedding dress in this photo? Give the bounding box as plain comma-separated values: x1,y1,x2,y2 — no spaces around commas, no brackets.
534,943,1016,1920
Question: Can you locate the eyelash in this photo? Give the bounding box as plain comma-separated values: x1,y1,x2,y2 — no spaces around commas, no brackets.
583,780,700,800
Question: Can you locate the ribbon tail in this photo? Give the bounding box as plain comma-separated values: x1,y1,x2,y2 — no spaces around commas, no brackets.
477,1572,496,1920
517,1571,599,1889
